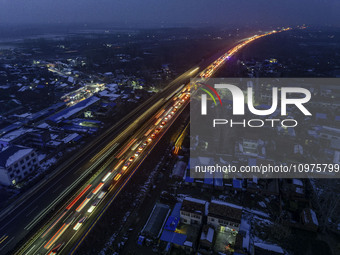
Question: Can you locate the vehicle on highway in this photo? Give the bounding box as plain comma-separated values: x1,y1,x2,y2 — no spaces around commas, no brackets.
114,173,122,181
97,191,106,200
128,156,135,162
88,198,100,213
134,151,141,157
101,172,112,182
76,193,94,212
48,242,65,255
122,161,131,171
73,216,87,231
92,182,104,195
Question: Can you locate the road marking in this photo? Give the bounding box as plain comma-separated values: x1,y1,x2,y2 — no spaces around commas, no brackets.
0,235,8,244
90,141,119,162
0,236,14,251
32,241,46,255
25,206,38,217
0,217,17,232
52,184,62,194
24,244,35,255
58,230,78,254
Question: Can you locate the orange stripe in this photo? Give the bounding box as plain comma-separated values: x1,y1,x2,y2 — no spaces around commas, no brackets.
75,198,89,212
116,139,136,158
92,182,104,195
42,211,67,238
144,128,153,137
44,223,66,249
113,159,124,170
155,109,165,119
66,184,92,210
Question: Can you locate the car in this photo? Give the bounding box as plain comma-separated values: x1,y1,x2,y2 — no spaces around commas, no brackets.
48,243,65,255
161,121,166,125
122,162,131,171
73,217,87,231
150,133,156,138
143,140,150,146
88,199,100,213
134,151,141,157
147,137,152,142
138,145,144,151
128,156,135,162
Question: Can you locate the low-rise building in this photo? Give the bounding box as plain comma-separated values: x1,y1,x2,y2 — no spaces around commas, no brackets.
0,145,39,186
300,208,319,232
207,200,242,232
199,225,215,253
180,197,207,225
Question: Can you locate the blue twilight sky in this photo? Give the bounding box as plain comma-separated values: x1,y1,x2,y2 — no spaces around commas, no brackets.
0,0,339,27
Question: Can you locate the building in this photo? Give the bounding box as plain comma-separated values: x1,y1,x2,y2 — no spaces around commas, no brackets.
141,203,170,239
0,127,33,148
207,200,242,232
47,96,100,124
300,208,319,232
0,145,39,186
199,225,215,252
180,197,207,225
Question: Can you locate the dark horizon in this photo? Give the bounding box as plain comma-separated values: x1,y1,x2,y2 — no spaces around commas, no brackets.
0,0,340,28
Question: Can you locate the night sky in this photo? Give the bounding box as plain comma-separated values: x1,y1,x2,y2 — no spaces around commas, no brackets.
0,0,339,27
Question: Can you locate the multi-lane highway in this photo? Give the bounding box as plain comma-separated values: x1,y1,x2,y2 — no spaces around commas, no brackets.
0,27,290,255
0,68,198,255
16,85,191,255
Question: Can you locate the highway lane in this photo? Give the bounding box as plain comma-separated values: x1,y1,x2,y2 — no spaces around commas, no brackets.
0,67,199,255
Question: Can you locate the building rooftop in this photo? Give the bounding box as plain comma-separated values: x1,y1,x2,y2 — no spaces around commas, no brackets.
208,200,242,223
0,145,33,168
0,128,33,143
48,96,100,123
200,225,214,243
181,197,207,215
160,230,187,246
141,203,170,238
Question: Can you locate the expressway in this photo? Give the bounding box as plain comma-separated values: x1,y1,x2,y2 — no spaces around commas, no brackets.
1,27,290,255
0,68,198,255
16,85,191,255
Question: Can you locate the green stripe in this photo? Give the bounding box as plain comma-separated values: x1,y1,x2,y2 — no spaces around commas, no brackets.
200,88,217,106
